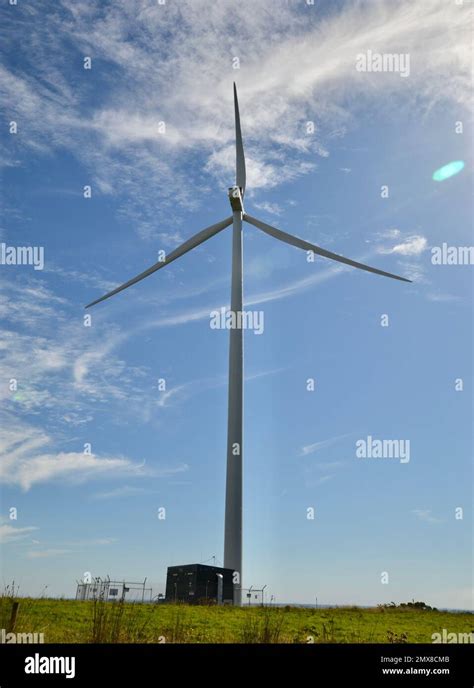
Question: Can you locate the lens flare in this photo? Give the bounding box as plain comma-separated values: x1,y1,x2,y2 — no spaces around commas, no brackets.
432,161,465,182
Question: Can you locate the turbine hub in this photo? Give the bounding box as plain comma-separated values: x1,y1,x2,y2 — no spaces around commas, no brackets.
228,186,244,213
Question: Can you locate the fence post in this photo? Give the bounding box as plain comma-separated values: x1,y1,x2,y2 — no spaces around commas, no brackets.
8,601,20,633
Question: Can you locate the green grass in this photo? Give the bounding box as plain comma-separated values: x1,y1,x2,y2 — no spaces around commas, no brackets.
1,596,472,644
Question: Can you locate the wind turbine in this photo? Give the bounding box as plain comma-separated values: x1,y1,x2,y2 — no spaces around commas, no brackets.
85,83,411,605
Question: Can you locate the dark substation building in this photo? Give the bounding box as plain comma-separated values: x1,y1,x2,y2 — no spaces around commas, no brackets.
165,563,235,604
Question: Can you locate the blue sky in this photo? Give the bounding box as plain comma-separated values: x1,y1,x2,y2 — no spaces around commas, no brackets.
0,0,472,608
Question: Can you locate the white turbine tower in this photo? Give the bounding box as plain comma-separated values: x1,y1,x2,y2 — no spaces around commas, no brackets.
86,83,411,605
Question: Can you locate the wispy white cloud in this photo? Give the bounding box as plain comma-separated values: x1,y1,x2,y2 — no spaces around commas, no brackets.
156,367,284,408
366,230,428,286
426,292,461,303
26,549,71,559
378,235,428,256
313,461,347,471
0,416,188,491
0,277,154,422
412,509,443,524
300,433,352,457
372,229,401,241
245,261,349,307
245,368,286,382
45,264,118,293
24,537,117,559
313,475,334,486
157,383,190,409
397,261,429,285
0,524,39,544
0,270,286,426
61,413,94,426
0,0,470,236
92,486,152,500
253,201,284,216
70,538,117,546
302,473,335,488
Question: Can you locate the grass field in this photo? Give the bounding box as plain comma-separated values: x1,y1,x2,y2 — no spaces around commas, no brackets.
1,596,472,644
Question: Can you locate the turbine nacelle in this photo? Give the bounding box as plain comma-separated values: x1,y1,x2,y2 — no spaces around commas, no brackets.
228,186,244,213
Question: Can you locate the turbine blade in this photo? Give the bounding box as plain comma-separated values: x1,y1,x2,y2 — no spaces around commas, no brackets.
244,214,412,283
85,216,233,308
234,83,246,194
